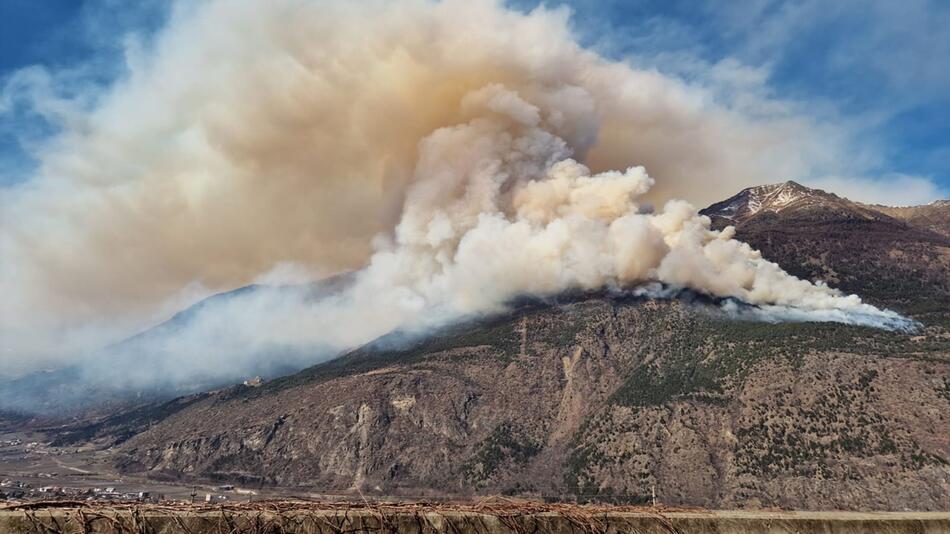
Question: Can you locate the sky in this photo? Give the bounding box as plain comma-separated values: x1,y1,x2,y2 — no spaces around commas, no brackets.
0,0,948,204
2,0,930,385
0,0,167,183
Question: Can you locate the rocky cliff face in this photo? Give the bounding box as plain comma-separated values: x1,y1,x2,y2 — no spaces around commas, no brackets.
67,184,950,510
111,294,949,510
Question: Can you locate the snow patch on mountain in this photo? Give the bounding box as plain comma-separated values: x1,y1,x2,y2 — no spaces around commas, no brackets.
702,181,826,222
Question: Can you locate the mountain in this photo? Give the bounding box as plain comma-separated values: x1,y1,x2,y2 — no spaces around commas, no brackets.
701,180,950,235
701,181,950,316
868,200,950,238
701,181,892,226
101,294,948,510
0,274,356,416
41,183,948,511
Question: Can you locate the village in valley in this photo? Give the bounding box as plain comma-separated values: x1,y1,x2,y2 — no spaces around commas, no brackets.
0,431,257,505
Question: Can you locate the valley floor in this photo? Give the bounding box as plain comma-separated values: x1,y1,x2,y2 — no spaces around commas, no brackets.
0,428,291,504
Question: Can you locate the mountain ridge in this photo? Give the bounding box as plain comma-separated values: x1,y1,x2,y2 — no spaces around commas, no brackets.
33,182,946,511
107,294,948,510
701,181,950,315
10,182,949,510
700,180,948,231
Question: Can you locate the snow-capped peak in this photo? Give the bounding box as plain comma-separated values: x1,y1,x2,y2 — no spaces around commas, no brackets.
701,181,829,222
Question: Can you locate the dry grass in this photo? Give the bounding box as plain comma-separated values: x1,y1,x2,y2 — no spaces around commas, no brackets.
0,496,700,534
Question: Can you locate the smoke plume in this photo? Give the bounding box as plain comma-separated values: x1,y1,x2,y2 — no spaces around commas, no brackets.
0,0,911,387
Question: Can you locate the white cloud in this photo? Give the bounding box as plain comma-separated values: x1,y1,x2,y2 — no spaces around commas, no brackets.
807,174,946,207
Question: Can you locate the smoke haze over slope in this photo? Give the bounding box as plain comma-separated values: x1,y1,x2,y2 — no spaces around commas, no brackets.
0,0,913,381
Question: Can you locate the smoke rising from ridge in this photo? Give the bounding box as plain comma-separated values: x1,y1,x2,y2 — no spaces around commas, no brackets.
0,0,912,383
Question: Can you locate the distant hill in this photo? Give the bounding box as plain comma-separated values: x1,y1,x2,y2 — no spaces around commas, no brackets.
0,274,356,416
701,180,893,225
701,181,950,316
45,183,949,511
868,200,950,238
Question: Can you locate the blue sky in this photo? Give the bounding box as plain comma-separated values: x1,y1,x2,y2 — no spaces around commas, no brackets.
1,0,948,201
0,0,166,183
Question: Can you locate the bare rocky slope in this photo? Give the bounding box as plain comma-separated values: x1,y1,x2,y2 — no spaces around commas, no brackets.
57,183,950,510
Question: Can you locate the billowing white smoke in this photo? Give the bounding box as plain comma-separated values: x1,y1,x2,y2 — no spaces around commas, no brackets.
54,80,909,393
0,0,911,383
324,83,907,332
